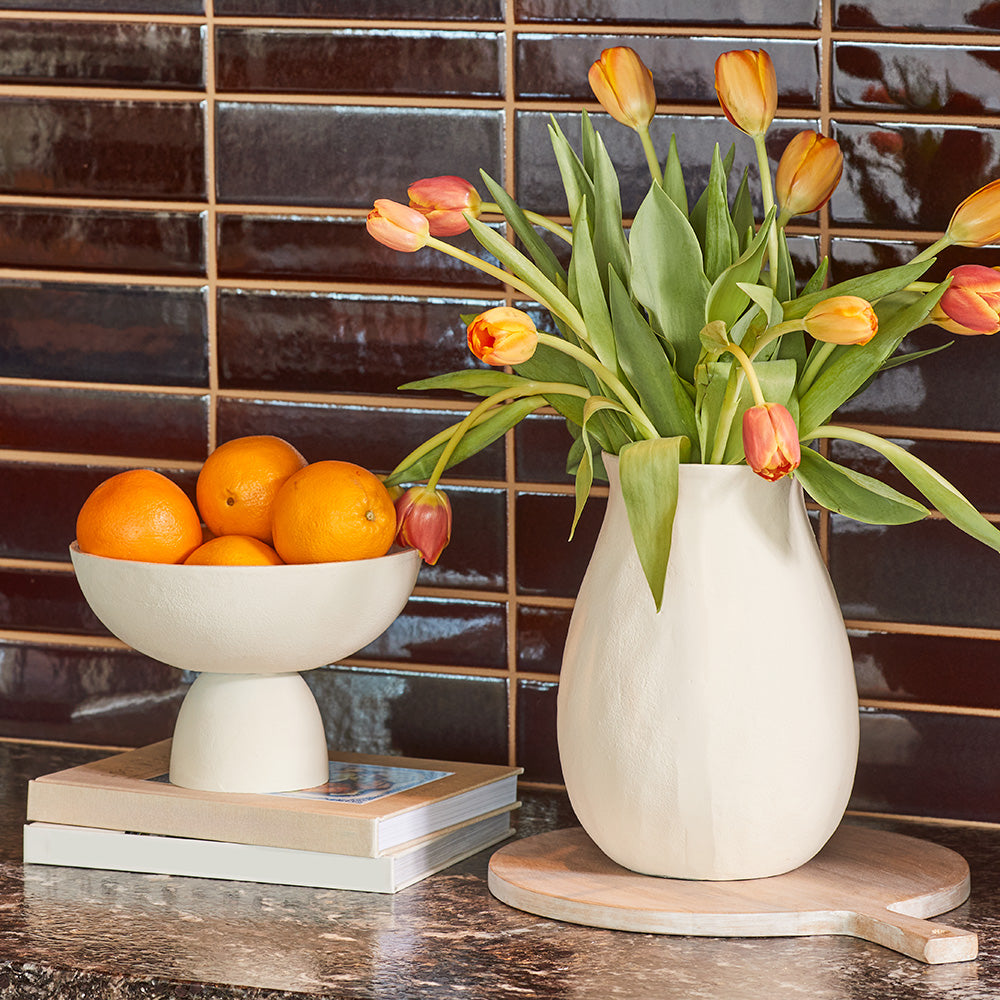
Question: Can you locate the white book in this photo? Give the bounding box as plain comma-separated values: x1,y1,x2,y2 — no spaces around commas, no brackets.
23,810,514,894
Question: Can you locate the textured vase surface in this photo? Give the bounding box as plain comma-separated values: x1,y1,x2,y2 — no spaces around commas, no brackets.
557,457,860,880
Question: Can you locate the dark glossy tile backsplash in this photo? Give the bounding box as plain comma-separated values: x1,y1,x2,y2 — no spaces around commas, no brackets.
1,4,999,821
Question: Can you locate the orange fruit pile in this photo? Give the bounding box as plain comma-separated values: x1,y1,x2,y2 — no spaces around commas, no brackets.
75,436,398,567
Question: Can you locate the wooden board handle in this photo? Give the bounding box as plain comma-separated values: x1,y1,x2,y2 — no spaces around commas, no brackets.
853,909,978,965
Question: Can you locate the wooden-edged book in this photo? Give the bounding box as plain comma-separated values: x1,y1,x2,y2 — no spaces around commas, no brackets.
27,740,521,857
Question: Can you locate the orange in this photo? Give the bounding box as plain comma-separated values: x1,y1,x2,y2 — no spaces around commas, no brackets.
196,435,307,544
184,534,284,566
76,469,203,564
270,460,397,564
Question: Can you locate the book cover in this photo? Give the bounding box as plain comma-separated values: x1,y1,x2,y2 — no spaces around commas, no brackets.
23,809,515,893
27,740,521,858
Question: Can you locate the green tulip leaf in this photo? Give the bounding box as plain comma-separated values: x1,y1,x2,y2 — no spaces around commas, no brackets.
699,144,739,282
730,168,754,253
591,131,632,291
705,206,775,329
547,118,594,223
570,396,630,539
663,134,688,215
568,198,619,373
400,370,529,396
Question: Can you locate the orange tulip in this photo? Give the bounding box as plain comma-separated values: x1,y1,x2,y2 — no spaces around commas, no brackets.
946,178,1000,247
742,402,801,482
932,264,1000,335
803,296,879,346
366,199,430,252
588,46,656,131
394,485,452,565
408,175,483,237
776,130,843,221
714,49,777,138
467,307,539,366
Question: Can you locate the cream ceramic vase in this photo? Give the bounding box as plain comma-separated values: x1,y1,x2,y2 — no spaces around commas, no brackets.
557,455,860,880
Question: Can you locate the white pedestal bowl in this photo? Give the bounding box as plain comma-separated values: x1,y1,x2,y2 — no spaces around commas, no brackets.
70,542,421,794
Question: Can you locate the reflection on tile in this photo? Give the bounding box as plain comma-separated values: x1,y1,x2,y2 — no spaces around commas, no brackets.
216,215,503,287
514,413,577,484
216,104,503,208
515,0,819,26
516,678,560,783
516,492,604,598
307,665,508,765
0,206,205,275
0,98,205,200
217,290,493,396
358,596,507,670
0,0,201,10
830,121,1000,231
852,707,1000,822
215,0,502,18
0,639,184,748
0,20,203,89
216,398,506,481
851,628,1000,711
0,281,208,387
517,604,571,675
834,42,1000,114
828,515,1000,629
516,34,819,106
833,0,1000,32
217,28,503,98
0,462,198,562
0,385,208,461
829,236,1000,285
0,567,107,636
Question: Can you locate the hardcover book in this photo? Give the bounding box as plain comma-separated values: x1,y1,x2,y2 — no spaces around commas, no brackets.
26,740,521,858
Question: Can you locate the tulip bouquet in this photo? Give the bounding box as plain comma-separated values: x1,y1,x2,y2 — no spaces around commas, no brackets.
370,46,1000,609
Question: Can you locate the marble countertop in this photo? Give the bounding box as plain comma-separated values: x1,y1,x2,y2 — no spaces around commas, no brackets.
2,740,998,999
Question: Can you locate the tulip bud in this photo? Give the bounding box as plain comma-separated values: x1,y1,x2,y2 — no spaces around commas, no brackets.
366,199,430,252
803,296,879,346
467,307,539,366
932,264,1000,335
946,178,1000,247
394,485,452,565
588,46,657,132
742,402,801,482
714,49,777,138
775,130,843,222
407,175,482,237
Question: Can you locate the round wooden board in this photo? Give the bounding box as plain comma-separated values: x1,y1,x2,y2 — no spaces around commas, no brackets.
488,824,977,964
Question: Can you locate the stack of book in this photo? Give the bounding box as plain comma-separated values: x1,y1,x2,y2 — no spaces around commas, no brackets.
24,740,521,893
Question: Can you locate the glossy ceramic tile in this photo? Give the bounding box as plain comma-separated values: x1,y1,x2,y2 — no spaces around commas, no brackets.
830,121,1000,232
0,206,205,276
0,567,107,636
306,665,508,765
0,462,198,562
215,104,503,209
0,0,201,9
0,281,208,387
514,413,577,484
216,214,503,287
357,596,507,670
834,42,1000,114
216,28,503,98
0,98,205,201
851,628,1000,711
214,0,502,18
515,34,819,106
215,398,506,481
517,604,571,675
828,516,1000,629
829,237,1000,286
852,707,1000,822
0,20,203,89
516,678,560,783
515,0,819,26
216,290,495,396
832,1,1000,31
0,385,209,461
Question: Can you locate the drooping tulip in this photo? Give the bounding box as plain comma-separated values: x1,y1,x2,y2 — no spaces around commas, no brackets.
742,402,801,482
946,178,1000,247
588,46,657,132
776,130,843,222
803,296,879,346
932,264,1000,335
714,49,777,138
467,307,539,366
407,176,482,237
394,485,452,565
366,199,430,252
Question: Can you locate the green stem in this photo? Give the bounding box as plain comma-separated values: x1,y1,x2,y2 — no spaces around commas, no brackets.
909,234,954,266
754,134,780,291
797,341,837,396
749,318,806,361
726,343,766,405
708,364,745,466
638,126,663,187
480,203,574,244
